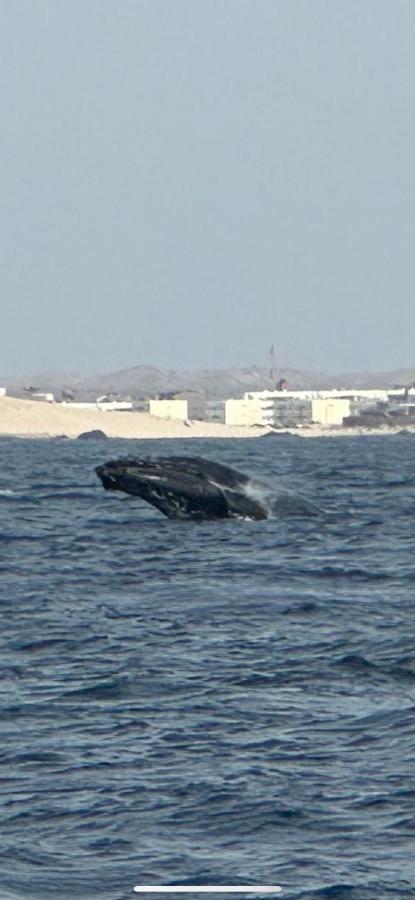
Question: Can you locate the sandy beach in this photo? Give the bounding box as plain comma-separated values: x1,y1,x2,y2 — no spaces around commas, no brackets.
0,395,271,440
0,395,413,440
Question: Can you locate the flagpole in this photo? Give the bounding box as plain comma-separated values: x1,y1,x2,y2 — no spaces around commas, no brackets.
269,344,276,382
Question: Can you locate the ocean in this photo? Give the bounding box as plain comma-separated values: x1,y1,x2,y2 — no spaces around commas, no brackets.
0,434,414,900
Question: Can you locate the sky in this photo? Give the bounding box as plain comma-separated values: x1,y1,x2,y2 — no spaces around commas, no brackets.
1,0,415,376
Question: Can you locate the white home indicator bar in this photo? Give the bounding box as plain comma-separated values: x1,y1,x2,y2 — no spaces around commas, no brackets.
134,888,282,894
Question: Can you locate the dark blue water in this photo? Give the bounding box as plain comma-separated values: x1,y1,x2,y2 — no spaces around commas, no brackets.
1,435,415,900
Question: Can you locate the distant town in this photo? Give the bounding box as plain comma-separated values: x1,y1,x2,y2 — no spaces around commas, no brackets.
2,366,415,431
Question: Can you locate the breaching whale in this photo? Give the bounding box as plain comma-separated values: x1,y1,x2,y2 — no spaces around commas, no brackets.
95,455,268,520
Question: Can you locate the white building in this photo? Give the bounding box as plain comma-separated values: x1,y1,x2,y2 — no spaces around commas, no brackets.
245,389,393,403
311,398,350,426
224,398,265,427
240,388,408,428
149,399,188,420
31,392,55,403
61,399,132,411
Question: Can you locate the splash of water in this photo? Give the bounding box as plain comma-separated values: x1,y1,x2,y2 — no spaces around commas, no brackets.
245,478,321,518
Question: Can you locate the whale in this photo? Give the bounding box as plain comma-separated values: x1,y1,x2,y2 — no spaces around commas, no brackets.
95,455,269,520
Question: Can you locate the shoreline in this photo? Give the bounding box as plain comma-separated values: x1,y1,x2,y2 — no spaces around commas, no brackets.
0,396,414,440
0,396,268,440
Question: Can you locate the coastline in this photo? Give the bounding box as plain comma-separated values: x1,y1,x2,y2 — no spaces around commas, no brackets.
0,396,413,440
0,396,268,440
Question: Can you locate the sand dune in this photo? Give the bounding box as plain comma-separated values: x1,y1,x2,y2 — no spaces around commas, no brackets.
0,395,269,440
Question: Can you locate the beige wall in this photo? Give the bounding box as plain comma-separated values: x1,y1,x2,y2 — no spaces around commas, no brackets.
225,399,264,427
149,399,188,420
311,398,350,426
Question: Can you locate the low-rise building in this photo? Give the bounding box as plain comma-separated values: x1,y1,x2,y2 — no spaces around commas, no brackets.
242,389,394,428
224,399,265,427
61,399,132,411
32,392,54,403
203,400,226,423
311,398,351,426
149,399,188,420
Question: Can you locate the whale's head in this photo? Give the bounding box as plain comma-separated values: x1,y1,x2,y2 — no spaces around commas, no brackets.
95,456,268,520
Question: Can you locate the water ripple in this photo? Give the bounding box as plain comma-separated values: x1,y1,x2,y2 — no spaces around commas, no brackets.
0,436,414,898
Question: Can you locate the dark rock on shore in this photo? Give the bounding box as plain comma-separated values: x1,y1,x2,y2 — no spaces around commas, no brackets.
261,429,292,437
77,429,108,440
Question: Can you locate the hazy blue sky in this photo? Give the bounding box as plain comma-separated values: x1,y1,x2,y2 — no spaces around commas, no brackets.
1,0,415,375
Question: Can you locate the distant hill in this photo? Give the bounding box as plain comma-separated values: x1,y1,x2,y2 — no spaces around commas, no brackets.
2,363,415,401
